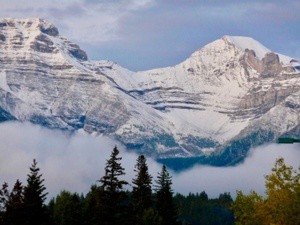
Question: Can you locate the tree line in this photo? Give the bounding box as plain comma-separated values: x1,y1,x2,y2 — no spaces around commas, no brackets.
0,146,299,225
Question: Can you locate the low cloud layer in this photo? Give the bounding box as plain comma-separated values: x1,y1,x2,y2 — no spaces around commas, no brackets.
173,143,300,197
0,121,299,199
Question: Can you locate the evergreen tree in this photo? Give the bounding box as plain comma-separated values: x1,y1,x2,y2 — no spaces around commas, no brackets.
5,180,25,225
99,146,128,225
23,159,49,225
51,190,83,225
155,165,178,225
83,185,106,225
132,155,153,224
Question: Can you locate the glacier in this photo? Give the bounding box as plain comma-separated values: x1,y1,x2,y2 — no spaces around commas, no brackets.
0,18,299,169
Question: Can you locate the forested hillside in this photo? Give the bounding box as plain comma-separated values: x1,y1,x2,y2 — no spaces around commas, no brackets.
0,147,299,225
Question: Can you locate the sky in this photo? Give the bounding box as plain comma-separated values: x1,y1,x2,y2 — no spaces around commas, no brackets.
0,121,299,200
0,0,299,71
0,0,300,199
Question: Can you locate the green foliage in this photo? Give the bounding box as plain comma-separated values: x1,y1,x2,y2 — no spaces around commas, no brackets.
263,157,300,225
0,180,25,225
141,208,162,225
50,190,83,225
0,160,49,225
99,146,129,225
132,155,153,224
23,159,49,225
3,147,298,225
100,146,128,193
155,165,179,225
5,180,25,225
232,191,263,225
174,192,234,225
83,185,106,225
232,157,300,225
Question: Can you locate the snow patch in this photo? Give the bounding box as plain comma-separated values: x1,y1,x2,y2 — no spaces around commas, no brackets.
224,35,270,60
224,35,294,65
0,71,11,92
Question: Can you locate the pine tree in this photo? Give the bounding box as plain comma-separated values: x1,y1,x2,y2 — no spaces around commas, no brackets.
5,180,25,225
155,165,178,225
132,155,153,224
23,159,48,225
51,190,83,225
99,146,128,225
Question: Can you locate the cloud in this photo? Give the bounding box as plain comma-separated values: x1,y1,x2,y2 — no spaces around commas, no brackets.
173,143,300,197
0,121,299,200
0,0,299,70
0,0,155,43
0,121,160,199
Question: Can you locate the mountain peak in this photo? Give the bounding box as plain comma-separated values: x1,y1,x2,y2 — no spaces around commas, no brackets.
0,19,299,168
222,35,271,59
0,17,59,36
0,17,88,61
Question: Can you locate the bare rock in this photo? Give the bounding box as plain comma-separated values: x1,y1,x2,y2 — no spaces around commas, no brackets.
261,52,282,77
68,43,88,61
40,24,59,36
31,34,56,53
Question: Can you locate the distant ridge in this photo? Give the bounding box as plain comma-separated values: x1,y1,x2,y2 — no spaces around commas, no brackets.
0,18,299,169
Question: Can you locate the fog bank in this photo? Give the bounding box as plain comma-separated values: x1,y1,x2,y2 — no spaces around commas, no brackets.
0,122,299,199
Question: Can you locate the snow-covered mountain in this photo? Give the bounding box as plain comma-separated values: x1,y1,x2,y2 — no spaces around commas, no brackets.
0,18,299,169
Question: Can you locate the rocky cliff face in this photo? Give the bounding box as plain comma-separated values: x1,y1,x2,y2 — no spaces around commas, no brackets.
0,18,299,168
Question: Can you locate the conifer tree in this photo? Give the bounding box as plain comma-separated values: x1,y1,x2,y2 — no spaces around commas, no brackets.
132,155,153,224
83,185,106,225
155,165,178,225
5,180,25,225
99,146,128,225
23,159,48,225
51,190,83,225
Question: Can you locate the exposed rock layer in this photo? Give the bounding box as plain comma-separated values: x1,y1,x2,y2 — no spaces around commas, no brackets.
0,18,299,167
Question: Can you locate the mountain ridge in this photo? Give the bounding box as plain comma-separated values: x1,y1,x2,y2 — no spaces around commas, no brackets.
0,18,299,169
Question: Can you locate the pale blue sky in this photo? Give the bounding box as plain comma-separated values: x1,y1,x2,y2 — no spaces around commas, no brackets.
1,0,299,71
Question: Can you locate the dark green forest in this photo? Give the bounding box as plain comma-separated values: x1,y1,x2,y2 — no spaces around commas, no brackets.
0,146,299,225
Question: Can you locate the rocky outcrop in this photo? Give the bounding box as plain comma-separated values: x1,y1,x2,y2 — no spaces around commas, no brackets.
242,48,263,73
39,23,59,36
68,43,88,61
261,52,282,77
0,18,299,167
31,34,56,53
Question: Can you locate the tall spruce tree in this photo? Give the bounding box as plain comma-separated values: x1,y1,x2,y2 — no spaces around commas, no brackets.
99,146,128,225
5,180,24,225
132,155,153,224
23,159,48,225
155,165,178,225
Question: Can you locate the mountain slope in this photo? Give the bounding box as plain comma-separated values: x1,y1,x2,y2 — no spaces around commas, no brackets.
100,36,300,156
0,18,299,168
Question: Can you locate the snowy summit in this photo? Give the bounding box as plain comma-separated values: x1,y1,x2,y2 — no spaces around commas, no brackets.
0,18,299,169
